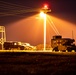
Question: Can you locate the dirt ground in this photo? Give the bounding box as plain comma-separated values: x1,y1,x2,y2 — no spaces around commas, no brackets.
0,52,76,75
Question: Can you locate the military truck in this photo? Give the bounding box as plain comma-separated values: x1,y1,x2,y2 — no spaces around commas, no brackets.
51,35,76,52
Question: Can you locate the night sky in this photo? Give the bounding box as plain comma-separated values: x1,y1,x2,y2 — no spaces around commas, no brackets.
0,0,76,45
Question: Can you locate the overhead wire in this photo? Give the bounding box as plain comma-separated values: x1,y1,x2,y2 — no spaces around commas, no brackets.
47,18,58,35
0,8,40,17
0,9,39,17
0,1,39,16
0,3,30,11
0,1,32,9
0,1,32,12
47,15,60,35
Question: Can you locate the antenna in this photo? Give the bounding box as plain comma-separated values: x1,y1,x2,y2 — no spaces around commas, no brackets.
72,30,74,39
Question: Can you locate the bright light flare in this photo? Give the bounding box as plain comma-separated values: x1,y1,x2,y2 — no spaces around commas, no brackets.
40,11,45,18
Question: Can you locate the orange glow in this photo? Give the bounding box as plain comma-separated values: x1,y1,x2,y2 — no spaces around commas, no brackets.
6,13,76,46
47,14,76,44
47,15,60,35
6,14,44,45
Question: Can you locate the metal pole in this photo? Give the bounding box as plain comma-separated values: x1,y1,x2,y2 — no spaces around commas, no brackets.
44,14,46,51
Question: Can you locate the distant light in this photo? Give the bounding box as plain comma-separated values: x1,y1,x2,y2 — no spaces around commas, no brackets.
25,43,30,46
14,42,17,45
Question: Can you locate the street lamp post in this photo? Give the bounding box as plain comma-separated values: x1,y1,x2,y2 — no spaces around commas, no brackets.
40,4,51,51
40,12,46,51
44,13,46,51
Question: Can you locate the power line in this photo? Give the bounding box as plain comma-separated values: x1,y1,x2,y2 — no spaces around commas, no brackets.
0,1,32,9
47,15,60,35
0,8,40,17
0,1,40,17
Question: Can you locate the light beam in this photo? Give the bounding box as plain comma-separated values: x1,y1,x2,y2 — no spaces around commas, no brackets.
40,12,46,51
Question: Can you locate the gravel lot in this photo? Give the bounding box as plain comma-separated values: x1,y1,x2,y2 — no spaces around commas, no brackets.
0,52,76,75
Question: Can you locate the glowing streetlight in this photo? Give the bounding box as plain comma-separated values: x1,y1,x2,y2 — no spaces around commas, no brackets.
40,11,46,51
40,12,45,17
40,4,51,51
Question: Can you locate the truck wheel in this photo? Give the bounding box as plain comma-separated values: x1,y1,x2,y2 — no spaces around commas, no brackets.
53,47,59,52
67,47,72,52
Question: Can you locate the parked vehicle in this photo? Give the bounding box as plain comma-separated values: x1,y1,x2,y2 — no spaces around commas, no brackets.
3,41,24,50
51,35,76,52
